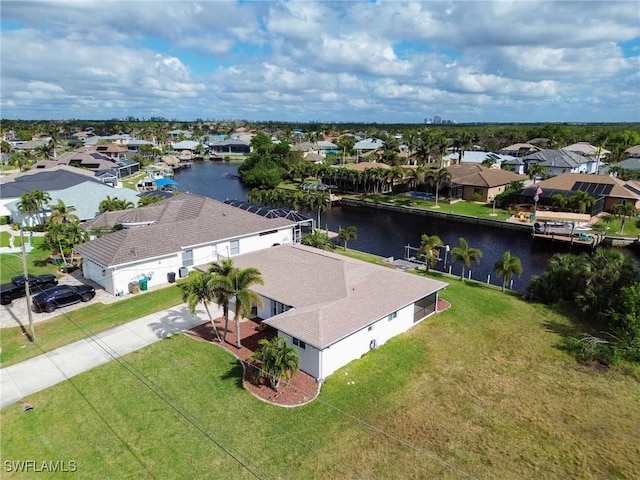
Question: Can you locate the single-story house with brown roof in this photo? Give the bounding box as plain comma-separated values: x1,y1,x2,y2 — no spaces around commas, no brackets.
448,164,526,202
198,244,448,380
75,194,301,296
513,173,640,214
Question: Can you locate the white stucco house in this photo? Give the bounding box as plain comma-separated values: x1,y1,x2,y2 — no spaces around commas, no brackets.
212,244,448,381
75,194,301,296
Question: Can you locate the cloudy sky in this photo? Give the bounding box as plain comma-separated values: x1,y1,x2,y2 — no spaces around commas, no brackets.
1,1,639,123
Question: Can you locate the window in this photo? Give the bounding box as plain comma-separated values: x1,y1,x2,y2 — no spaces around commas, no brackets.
229,239,239,255
182,249,193,267
387,311,398,322
292,337,306,349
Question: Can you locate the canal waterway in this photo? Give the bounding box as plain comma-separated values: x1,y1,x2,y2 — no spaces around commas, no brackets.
173,161,639,292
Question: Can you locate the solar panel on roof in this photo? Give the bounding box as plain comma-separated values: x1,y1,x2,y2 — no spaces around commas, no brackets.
571,182,612,196
624,183,640,196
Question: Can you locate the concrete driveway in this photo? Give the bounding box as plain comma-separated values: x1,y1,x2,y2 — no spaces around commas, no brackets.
2,270,121,329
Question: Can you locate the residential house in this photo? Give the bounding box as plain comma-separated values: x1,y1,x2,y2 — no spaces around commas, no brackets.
448,164,526,202
514,173,640,214
624,145,640,158
444,151,516,167
523,149,599,176
561,142,610,159
202,244,448,380
498,143,540,157
209,139,251,155
74,194,300,296
0,166,139,225
32,150,140,178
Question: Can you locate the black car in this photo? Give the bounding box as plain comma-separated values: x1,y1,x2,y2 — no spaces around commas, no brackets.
1,274,58,305
32,285,96,313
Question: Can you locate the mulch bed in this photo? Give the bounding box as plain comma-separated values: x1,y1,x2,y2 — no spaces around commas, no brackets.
184,300,451,407
184,317,321,407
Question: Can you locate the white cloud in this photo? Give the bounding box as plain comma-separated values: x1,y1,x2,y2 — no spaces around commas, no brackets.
0,1,638,122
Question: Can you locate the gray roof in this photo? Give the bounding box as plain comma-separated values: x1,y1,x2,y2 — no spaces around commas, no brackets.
75,194,295,267
211,139,250,147
0,166,100,199
523,149,592,168
610,158,640,171
229,244,447,349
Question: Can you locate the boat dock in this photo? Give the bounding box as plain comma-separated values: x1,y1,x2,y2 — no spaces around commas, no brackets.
531,231,603,248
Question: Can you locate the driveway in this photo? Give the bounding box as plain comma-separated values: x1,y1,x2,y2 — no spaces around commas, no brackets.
1,270,120,329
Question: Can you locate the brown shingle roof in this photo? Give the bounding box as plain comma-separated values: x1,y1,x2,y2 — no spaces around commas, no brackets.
75,194,295,267
448,164,525,188
536,173,640,199
228,244,447,349
346,161,391,171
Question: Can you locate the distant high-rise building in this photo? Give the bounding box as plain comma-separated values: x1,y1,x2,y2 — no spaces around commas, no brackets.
432,115,442,124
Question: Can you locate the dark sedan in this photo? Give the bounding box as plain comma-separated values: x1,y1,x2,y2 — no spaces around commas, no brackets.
32,285,96,313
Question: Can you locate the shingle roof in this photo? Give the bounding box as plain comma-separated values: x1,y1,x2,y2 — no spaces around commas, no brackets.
536,173,640,199
611,158,640,170
448,164,526,187
228,244,448,349
0,166,100,198
75,194,295,267
561,142,610,156
523,149,591,168
624,145,640,157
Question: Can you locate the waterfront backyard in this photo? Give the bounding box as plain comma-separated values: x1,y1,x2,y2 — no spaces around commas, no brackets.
2,278,638,479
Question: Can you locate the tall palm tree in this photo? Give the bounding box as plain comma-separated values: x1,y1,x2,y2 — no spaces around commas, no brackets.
494,251,523,291
31,190,51,225
417,234,443,272
17,192,38,226
180,271,223,342
426,167,451,208
451,237,483,281
230,267,264,349
337,226,357,250
611,203,637,233
208,259,236,342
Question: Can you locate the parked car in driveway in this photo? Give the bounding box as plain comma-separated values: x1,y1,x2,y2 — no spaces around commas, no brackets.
32,285,96,313
1,274,58,305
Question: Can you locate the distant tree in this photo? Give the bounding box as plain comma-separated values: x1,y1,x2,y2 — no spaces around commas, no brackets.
451,237,482,281
337,226,357,250
417,234,443,272
249,336,300,390
569,190,595,214
301,229,334,250
493,251,523,292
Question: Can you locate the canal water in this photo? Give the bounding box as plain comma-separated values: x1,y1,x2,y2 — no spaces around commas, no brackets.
173,162,639,292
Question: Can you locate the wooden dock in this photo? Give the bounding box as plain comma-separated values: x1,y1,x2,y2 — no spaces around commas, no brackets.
532,232,603,248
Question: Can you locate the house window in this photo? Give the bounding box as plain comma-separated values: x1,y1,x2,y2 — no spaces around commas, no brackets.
387,311,398,322
182,249,193,267
292,337,306,349
230,239,239,256
271,300,290,316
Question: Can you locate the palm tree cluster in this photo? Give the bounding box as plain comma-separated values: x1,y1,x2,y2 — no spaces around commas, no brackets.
180,259,264,349
301,229,334,250
42,200,88,267
337,226,357,250
320,166,404,195
247,188,330,226
98,196,135,213
611,202,637,233
17,190,51,226
248,336,300,390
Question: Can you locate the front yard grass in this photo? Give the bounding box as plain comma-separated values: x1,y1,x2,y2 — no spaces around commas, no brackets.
2,280,639,479
0,237,61,284
0,285,184,367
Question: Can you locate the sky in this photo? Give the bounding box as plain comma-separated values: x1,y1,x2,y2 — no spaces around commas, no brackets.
1,0,639,124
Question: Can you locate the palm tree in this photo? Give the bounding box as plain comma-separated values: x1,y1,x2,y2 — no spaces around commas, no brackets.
180,271,223,342
99,196,135,213
551,193,569,211
248,336,300,390
208,259,236,342
451,237,483,281
417,234,443,272
569,190,595,214
230,267,264,349
49,200,78,224
611,203,637,233
337,226,357,250
17,192,38,226
31,190,51,224
494,251,523,291
426,167,451,208
301,229,334,250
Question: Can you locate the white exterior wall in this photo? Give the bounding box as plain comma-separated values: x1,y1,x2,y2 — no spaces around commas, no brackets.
319,303,417,380
278,332,322,379
80,226,294,296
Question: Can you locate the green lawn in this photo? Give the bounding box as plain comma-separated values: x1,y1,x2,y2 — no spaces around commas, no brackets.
594,217,640,239
0,285,184,367
2,281,639,479
0,231,23,248
0,237,61,284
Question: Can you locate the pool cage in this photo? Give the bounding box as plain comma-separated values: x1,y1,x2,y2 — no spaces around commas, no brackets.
222,200,314,243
